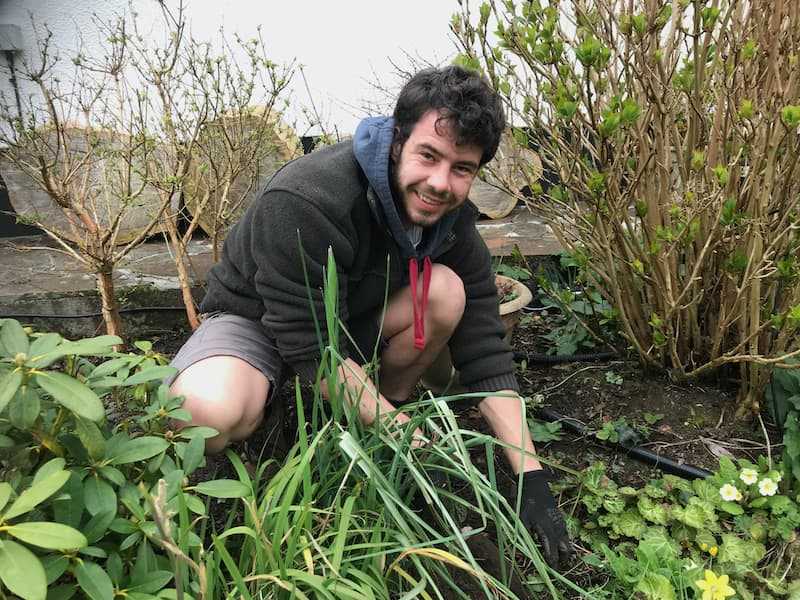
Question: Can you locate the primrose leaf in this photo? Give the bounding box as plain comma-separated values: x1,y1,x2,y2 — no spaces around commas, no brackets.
718,533,766,568
636,572,676,600
638,496,669,525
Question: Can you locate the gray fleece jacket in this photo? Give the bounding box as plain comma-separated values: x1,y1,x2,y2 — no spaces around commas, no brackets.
201,116,518,393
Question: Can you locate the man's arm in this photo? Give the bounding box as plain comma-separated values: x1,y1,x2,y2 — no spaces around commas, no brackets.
479,390,572,569
324,358,426,445
477,391,541,474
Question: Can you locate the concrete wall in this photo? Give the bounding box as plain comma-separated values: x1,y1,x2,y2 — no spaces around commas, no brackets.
0,1,129,116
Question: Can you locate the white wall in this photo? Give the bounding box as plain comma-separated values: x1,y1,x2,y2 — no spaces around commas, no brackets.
0,0,463,136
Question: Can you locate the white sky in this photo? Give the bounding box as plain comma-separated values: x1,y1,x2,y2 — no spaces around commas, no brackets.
1,0,468,137
168,1,464,136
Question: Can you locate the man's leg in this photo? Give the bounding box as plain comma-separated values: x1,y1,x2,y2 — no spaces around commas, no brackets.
170,356,269,454
378,264,466,401
167,313,284,454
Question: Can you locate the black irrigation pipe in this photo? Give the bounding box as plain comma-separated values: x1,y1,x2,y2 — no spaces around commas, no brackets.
537,406,712,480
516,345,712,480
1,306,187,320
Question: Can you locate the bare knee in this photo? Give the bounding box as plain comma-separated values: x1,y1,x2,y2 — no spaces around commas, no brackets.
169,356,270,453
427,264,466,332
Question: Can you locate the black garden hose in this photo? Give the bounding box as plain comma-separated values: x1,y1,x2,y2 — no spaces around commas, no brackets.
537,407,712,480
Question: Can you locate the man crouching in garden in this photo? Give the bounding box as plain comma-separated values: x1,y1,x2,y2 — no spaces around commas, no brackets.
167,65,572,568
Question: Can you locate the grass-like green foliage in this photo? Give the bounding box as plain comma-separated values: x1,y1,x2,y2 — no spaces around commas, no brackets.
561,458,800,599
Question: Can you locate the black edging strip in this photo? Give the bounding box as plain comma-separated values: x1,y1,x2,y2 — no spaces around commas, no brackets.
537,407,712,480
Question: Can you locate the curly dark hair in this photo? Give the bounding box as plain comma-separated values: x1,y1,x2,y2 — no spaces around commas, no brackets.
392,65,506,166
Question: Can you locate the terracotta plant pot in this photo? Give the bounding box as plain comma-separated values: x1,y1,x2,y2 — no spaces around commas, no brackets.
495,274,533,342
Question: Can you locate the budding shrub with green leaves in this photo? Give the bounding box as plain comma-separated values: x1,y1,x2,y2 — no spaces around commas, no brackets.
452,0,800,414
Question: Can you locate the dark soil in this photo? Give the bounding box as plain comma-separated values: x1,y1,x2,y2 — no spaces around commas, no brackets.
511,311,781,485
149,308,780,599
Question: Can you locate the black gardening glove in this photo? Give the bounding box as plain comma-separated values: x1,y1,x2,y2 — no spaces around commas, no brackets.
518,469,573,569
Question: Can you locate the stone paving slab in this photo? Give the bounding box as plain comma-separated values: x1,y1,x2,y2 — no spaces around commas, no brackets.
0,204,558,300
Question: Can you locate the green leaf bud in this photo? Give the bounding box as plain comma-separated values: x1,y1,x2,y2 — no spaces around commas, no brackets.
738,99,754,120
741,40,757,60
575,37,603,67
479,2,491,25
588,171,606,195
635,200,648,218
556,99,577,120
620,100,641,125
631,14,647,35
781,105,800,127
713,165,730,186
599,113,621,137
691,150,705,171
701,7,721,31
655,5,672,29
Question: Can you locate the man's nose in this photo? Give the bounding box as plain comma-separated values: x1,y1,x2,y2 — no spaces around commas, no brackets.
427,163,451,196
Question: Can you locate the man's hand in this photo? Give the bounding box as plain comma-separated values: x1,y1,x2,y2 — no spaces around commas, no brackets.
519,469,572,569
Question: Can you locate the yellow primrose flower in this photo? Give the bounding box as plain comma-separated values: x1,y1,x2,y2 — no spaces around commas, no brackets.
695,570,735,600
700,542,708,551
709,546,718,557
739,468,758,485
758,478,778,496
719,483,740,502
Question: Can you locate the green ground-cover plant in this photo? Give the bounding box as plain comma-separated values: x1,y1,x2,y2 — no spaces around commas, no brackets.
559,457,800,599
0,249,597,599
452,0,800,414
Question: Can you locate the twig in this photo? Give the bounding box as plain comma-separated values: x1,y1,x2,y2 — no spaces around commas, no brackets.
758,413,772,469
541,365,608,394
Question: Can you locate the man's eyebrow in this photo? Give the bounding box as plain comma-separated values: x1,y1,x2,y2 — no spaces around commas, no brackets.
416,142,479,170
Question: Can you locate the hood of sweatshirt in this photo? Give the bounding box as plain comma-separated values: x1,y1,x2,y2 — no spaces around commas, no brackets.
352,116,459,261
352,115,460,350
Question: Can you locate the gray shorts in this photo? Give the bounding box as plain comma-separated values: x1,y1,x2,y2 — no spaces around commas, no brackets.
167,313,286,401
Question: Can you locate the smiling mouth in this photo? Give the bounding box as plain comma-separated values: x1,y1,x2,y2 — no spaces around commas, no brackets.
415,190,448,208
